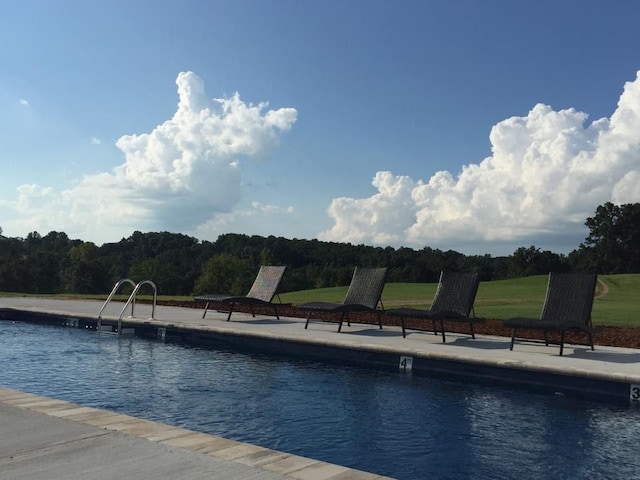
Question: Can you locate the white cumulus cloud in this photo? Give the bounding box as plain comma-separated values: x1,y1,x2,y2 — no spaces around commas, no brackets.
319,71,640,254
4,71,297,243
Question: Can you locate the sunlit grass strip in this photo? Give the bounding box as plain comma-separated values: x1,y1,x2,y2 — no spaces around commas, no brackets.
281,274,640,327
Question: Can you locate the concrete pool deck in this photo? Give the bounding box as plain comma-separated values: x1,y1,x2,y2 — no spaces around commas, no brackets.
0,387,388,480
1,296,640,478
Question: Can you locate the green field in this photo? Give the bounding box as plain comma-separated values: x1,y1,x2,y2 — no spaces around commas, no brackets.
280,274,640,327
2,274,639,327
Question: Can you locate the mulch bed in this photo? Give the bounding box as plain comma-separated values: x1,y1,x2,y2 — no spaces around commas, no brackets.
159,300,640,350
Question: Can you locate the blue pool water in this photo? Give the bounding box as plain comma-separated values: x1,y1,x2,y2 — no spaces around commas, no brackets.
1,320,639,480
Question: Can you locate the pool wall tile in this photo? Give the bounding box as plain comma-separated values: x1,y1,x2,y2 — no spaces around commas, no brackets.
193,436,245,454
48,406,98,418
83,412,138,427
147,426,203,442
212,442,271,460
107,419,171,436
14,399,74,411
161,432,223,449
288,462,352,480
329,471,392,480
64,408,122,422
234,449,292,468
261,455,321,475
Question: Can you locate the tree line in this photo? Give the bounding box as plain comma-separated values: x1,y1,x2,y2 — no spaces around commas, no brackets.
0,202,638,296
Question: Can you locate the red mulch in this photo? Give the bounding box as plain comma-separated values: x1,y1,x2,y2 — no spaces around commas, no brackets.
159,300,640,350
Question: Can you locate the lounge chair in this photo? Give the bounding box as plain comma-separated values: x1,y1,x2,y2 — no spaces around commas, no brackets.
298,267,387,332
385,271,483,342
502,272,598,356
195,265,289,321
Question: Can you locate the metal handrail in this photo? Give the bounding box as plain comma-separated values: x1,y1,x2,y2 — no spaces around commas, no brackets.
97,278,136,331
117,280,157,335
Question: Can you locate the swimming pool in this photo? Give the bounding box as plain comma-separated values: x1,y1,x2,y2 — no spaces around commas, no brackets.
1,320,639,479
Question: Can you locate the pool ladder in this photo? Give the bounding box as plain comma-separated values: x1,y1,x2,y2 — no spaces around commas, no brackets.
97,278,157,334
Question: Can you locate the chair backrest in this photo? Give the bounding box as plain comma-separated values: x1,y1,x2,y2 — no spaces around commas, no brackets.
246,266,287,302
430,271,480,316
540,272,598,327
343,267,387,309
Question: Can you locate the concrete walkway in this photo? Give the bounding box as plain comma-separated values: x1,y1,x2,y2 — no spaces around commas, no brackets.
0,387,389,480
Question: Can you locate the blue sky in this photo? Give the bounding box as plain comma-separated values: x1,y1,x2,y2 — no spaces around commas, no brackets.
1,0,639,255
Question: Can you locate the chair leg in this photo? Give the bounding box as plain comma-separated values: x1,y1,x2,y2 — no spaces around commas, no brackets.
401,318,407,338
559,331,565,356
226,302,235,322
544,331,549,346
249,305,256,318
432,319,438,336
338,312,346,332
470,322,475,339
509,329,516,351
377,312,382,329
589,332,594,351
304,311,312,329
272,305,280,320
202,302,210,319
439,320,446,343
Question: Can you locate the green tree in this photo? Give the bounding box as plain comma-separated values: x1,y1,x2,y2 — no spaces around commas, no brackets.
577,202,640,273
129,257,183,295
60,242,108,293
259,247,274,266
508,246,567,278
193,254,253,295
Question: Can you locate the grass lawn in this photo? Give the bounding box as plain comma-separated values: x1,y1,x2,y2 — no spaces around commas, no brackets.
281,274,640,327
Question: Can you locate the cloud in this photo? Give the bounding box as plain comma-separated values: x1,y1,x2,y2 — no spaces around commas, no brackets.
5,71,297,243
19,99,29,106
90,137,102,145
6,69,640,255
319,71,640,254
194,201,296,237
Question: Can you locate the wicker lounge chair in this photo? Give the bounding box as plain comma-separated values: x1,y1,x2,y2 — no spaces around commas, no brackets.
298,267,387,332
503,272,598,356
385,271,483,342
195,265,289,321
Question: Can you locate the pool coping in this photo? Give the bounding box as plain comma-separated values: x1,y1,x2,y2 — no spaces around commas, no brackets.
0,386,393,480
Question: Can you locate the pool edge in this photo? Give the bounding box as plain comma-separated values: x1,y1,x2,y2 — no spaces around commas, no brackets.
0,385,393,480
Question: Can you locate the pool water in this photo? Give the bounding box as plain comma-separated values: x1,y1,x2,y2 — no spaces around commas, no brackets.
1,320,639,480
